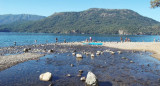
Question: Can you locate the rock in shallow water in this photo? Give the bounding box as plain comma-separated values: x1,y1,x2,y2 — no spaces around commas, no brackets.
76,54,83,58
66,74,71,77
110,51,115,55
72,53,76,56
39,72,52,81
80,77,86,81
85,71,99,86
79,70,83,74
23,48,29,53
117,51,122,54
70,64,74,67
48,49,54,53
91,54,94,57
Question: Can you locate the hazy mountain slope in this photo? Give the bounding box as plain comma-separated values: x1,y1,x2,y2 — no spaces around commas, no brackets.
0,14,45,25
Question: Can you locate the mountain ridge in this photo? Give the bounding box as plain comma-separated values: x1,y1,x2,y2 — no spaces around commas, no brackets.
0,8,160,35
0,14,46,25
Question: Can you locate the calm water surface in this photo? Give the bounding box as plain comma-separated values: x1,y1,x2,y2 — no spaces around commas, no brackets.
0,50,160,86
0,32,160,47
0,32,160,86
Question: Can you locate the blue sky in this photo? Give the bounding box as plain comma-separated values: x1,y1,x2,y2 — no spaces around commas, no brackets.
0,0,160,22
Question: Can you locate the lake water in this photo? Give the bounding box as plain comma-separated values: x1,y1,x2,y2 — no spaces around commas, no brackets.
0,32,160,47
0,45,160,86
0,32,160,86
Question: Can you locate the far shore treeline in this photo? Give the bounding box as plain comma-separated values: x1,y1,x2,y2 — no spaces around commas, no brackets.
0,8,160,35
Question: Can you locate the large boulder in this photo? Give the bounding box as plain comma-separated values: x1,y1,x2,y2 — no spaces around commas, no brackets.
39,72,52,81
85,71,99,86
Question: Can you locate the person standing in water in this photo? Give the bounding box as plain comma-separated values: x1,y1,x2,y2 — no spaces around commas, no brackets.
35,40,37,44
125,37,128,42
86,38,88,42
56,37,58,43
14,41,16,46
64,39,66,43
90,37,92,42
120,37,123,42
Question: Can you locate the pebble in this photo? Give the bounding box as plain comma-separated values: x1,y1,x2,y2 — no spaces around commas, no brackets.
76,54,83,58
91,54,94,57
48,83,54,86
72,53,76,56
79,70,83,74
117,51,122,54
80,77,86,81
110,51,115,55
130,61,134,63
77,74,82,77
122,57,126,59
66,74,71,77
70,64,74,67
48,49,54,53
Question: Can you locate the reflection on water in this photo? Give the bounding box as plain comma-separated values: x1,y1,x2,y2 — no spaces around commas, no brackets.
76,57,83,61
0,50,160,86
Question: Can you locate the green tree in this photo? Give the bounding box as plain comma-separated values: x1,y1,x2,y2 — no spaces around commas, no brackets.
151,0,160,8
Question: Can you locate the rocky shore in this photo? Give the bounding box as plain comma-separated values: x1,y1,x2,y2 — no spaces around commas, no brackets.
0,42,160,86
0,53,44,71
0,42,160,71
0,42,106,71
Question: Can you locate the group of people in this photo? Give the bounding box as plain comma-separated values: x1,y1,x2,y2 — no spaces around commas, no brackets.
55,37,66,43
153,38,159,42
120,37,131,42
86,37,92,42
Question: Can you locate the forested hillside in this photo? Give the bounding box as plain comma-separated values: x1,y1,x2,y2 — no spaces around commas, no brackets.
0,8,160,35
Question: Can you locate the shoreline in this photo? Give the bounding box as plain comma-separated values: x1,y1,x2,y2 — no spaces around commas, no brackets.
0,53,44,71
0,42,160,71
0,42,160,86
102,42,160,60
0,43,105,71
61,42,160,60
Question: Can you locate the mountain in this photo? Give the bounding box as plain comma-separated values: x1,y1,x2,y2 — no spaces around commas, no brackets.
0,8,160,35
0,14,46,25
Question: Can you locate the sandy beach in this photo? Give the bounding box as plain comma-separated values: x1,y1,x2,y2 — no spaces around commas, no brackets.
102,42,160,60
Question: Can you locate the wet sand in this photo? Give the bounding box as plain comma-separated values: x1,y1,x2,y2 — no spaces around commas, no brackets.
0,53,44,71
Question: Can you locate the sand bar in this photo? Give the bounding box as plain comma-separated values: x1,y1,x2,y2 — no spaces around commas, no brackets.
0,53,44,71
62,42,160,60
102,42,160,60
